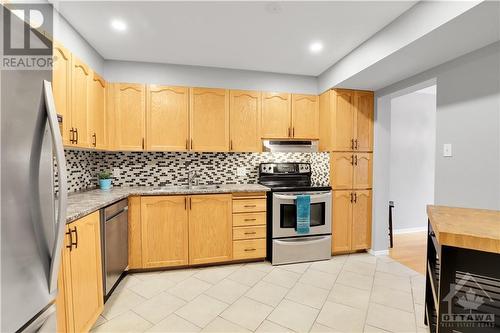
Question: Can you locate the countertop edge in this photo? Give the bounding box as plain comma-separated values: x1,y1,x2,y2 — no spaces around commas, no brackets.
66,185,271,224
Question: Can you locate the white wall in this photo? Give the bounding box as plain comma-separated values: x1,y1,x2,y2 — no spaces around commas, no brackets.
317,1,481,92
371,41,500,251
53,10,104,74
103,60,318,94
389,90,436,232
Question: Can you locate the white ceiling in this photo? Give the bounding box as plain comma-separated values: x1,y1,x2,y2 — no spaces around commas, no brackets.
55,1,416,76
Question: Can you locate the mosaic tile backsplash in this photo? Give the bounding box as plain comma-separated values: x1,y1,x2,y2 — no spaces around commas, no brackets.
61,150,330,193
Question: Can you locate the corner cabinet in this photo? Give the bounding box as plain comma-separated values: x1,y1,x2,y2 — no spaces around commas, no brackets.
57,211,103,333
190,88,229,152
229,90,261,152
115,83,146,151
189,194,233,265
146,85,189,151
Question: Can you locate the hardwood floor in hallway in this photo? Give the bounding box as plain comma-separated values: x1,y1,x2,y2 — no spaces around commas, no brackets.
389,231,427,275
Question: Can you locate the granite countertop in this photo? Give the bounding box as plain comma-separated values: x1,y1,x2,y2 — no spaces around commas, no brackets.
66,184,270,223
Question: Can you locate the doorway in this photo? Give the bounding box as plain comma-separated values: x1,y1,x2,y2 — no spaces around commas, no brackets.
387,84,436,274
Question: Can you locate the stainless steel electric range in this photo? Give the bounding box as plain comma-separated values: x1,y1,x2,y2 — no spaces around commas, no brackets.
258,162,332,265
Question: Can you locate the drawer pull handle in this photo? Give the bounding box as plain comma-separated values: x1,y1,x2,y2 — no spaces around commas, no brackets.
244,205,256,208
244,218,256,221
244,248,256,252
244,232,256,235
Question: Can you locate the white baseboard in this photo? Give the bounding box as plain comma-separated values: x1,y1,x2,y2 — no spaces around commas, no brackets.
393,226,427,234
368,249,389,256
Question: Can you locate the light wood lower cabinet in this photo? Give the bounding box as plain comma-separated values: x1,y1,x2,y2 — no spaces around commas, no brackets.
141,196,189,268
189,194,233,265
57,211,103,333
128,193,267,269
332,190,372,254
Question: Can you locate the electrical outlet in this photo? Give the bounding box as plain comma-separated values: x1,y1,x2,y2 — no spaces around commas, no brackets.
236,167,246,177
113,167,120,178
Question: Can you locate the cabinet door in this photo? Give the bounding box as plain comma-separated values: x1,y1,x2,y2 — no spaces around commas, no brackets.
332,89,355,151
53,43,72,146
292,94,319,139
147,85,189,151
141,196,189,268
319,90,332,151
260,92,291,139
71,57,90,148
353,153,372,189
352,190,372,250
330,152,353,190
67,212,103,333
190,88,229,152
116,83,146,151
189,194,232,265
354,91,374,152
88,72,106,149
332,191,352,254
229,90,261,152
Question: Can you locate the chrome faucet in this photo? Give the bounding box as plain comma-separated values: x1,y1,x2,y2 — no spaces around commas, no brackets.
188,170,199,187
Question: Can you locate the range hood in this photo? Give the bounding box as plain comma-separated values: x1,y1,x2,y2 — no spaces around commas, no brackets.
262,140,318,153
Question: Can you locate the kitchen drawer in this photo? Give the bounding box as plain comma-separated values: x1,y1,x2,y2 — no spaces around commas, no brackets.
232,198,266,213
233,239,266,260
232,212,266,227
233,226,266,240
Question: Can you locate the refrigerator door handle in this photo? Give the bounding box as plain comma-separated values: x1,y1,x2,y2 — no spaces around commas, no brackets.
43,80,68,293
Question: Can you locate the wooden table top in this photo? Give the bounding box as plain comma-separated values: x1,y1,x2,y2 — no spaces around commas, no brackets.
427,205,500,254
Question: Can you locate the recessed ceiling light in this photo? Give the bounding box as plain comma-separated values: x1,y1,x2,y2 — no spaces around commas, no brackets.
111,19,127,32
309,41,323,54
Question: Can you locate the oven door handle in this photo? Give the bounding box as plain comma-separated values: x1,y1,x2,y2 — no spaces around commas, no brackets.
274,235,330,245
273,193,331,201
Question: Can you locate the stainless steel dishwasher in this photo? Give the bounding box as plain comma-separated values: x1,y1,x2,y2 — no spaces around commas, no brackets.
101,199,128,300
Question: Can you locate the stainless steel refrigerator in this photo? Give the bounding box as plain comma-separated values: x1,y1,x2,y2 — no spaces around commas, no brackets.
1,14,68,333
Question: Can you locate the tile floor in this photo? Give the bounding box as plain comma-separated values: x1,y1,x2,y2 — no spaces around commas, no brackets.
92,253,430,333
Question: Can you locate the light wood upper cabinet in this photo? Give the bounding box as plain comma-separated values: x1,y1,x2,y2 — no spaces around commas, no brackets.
330,152,354,190
115,83,146,151
141,196,189,268
319,89,373,152
353,153,373,189
189,194,232,265
146,85,189,151
88,72,106,150
354,91,374,152
332,89,355,151
291,94,319,139
352,190,372,250
60,211,103,333
229,90,261,152
190,88,229,152
71,56,91,148
52,43,72,146
332,191,352,254
261,92,291,139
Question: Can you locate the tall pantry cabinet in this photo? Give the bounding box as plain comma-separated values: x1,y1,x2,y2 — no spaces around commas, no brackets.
319,89,374,254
